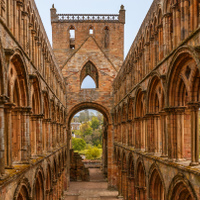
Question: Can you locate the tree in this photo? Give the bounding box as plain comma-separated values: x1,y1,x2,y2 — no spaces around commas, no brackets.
79,110,90,122
91,116,100,130
92,129,102,146
72,138,86,151
80,122,93,136
86,146,101,160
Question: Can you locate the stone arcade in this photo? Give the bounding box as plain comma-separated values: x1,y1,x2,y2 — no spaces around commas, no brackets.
0,0,200,200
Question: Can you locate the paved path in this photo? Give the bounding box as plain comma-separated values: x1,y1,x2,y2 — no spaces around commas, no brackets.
64,168,119,200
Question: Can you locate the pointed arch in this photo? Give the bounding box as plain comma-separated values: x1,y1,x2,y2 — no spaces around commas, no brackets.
168,174,197,200
30,74,42,114
33,166,45,200
148,163,166,200
136,158,146,200
80,61,99,88
13,177,31,200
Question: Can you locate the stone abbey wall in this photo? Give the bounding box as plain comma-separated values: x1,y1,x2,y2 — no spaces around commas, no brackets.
0,0,68,199
1,0,200,199
113,0,200,199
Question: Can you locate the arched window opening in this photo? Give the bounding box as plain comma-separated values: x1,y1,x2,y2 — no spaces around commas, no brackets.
104,26,109,48
80,61,98,89
89,26,94,35
69,26,75,49
81,75,96,89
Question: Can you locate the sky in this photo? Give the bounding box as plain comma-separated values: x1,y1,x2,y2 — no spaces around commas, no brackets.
34,0,154,88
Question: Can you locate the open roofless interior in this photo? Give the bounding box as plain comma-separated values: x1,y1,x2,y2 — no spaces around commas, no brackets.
0,0,200,200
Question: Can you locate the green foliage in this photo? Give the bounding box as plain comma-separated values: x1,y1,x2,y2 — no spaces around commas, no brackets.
72,138,86,151
80,122,93,136
91,116,100,130
91,129,102,147
74,130,82,136
71,110,104,159
86,146,101,160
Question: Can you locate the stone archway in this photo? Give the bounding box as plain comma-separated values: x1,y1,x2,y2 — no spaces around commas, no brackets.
66,102,114,187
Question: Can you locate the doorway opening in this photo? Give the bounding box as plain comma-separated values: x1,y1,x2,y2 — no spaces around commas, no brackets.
70,109,108,182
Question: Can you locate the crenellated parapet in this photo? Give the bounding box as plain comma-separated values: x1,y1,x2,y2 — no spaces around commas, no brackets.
51,4,125,24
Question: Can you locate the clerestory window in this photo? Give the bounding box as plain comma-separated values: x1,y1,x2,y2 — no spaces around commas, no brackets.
69,26,75,49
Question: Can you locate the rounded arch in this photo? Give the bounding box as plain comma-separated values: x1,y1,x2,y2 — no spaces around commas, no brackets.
148,163,166,200
167,46,200,106
67,102,112,128
134,86,146,117
80,61,99,88
8,51,30,106
167,174,197,200
30,74,42,114
147,73,165,113
13,177,31,200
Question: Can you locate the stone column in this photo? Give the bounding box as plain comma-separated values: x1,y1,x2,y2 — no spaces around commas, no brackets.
165,107,176,161
188,102,199,166
63,126,66,144
175,107,185,161
42,119,47,154
20,107,31,163
47,119,52,152
160,111,168,157
32,114,44,156
163,13,172,56
143,115,148,152
0,96,8,177
4,103,15,168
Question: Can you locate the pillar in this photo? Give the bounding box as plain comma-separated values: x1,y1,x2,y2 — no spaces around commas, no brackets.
4,103,15,168
20,107,31,163
0,96,8,177
188,103,199,166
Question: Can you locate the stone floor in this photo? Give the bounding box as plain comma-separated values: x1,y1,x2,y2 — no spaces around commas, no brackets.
64,168,119,200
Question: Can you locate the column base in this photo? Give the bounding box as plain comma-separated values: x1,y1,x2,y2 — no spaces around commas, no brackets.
118,195,124,199
190,162,199,166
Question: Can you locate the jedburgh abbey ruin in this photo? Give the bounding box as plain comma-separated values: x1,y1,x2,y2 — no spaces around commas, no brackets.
0,0,200,199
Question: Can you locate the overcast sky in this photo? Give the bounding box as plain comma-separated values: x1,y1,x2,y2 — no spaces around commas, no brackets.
34,0,153,88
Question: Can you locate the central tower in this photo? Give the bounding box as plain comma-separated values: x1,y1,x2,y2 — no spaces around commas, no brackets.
50,5,125,187
51,5,125,70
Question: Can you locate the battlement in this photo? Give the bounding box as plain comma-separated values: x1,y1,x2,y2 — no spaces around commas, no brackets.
51,4,125,24
55,14,119,23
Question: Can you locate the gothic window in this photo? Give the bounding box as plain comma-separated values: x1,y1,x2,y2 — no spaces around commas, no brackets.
81,75,96,89
69,26,75,49
80,61,98,89
104,26,109,48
